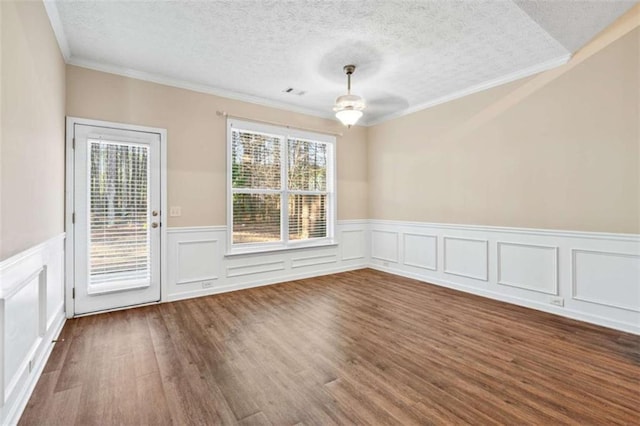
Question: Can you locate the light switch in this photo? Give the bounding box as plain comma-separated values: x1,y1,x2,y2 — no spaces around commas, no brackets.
169,206,182,217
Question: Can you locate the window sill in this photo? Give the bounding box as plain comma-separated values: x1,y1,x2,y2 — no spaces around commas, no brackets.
225,241,338,257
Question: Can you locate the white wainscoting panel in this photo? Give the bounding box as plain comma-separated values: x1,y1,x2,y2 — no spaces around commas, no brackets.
165,221,369,302
341,229,366,261
444,237,489,281
227,260,286,278
572,250,640,312
176,239,220,285
368,220,640,334
0,234,66,426
291,253,338,269
498,242,558,295
371,230,399,263
403,233,437,271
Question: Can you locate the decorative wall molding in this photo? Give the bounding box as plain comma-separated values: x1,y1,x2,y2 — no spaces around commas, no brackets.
7,220,640,425
368,219,640,242
368,220,640,335
443,237,489,281
175,239,219,285
571,249,640,312
164,221,369,302
0,233,66,425
340,229,366,261
497,242,558,295
227,261,286,278
291,254,338,269
402,233,437,271
371,230,400,263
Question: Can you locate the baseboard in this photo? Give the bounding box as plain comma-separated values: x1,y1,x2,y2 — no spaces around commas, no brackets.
3,307,66,426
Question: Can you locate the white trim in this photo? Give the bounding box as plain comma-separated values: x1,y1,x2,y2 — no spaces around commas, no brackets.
571,249,640,312
291,254,338,269
5,309,66,426
0,268,44,300
369,264,639,335
42,1,71,61
63,55,570,128
166,264,366,303
67,57,337,123
42,0,569,128
368,219,640,242
402,233,438,271
0,234,65,274
369,219,639,334
371,230,400,263
43,0,570,131
364,54,571,126
175,239,220,285
496,242,559,295
443,236,489,281
65,117,168,318
226,261,286,278
340,229,367,261
225,242,338,257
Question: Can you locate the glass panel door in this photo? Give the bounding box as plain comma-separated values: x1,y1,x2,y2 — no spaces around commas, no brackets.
73,124,161,315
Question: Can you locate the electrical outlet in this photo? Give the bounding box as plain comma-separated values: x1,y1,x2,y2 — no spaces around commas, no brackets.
550,297,564,307
169,206,182,217
202,280,214,289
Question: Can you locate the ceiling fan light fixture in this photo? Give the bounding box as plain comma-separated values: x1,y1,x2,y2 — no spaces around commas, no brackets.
335,108,363,127
334,65,365,127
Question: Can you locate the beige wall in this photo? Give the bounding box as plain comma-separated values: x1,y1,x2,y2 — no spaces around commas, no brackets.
0,0,66,260
66,66,368,227
367,28,640,234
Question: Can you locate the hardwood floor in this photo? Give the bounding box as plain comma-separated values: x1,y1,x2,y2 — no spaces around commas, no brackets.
20,269,639,425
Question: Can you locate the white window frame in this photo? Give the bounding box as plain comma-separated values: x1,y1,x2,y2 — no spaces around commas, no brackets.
226,118,337,255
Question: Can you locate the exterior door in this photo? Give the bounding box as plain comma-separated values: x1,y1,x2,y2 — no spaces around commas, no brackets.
72,123,162,315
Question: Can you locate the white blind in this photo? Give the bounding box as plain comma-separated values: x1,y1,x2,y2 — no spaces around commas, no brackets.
231,129,282,244
89,140,151,285
287,138,328,240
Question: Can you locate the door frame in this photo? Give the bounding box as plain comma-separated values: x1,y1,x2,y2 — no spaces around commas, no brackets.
65,116,168,318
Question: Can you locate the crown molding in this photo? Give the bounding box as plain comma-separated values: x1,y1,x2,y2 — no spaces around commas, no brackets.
66,57,340,122
44,0,570,128
363,53,571,126
43,1,71,61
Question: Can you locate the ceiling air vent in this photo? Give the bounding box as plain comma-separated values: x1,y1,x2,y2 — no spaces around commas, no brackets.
282,87,306,96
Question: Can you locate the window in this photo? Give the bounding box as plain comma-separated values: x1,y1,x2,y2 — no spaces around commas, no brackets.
227,119,336,254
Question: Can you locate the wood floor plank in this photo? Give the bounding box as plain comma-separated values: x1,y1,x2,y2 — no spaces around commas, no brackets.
20,269,640,425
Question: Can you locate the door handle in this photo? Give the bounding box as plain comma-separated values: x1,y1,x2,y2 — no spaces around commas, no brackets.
151,222,159,228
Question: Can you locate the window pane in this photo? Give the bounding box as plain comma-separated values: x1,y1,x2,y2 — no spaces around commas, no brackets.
233,193,281,244
288,139,327,191
232,130,281,189
288,194,327,240
89,141,150,286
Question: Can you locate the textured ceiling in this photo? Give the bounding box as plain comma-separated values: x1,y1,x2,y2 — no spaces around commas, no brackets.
47,0,636,125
